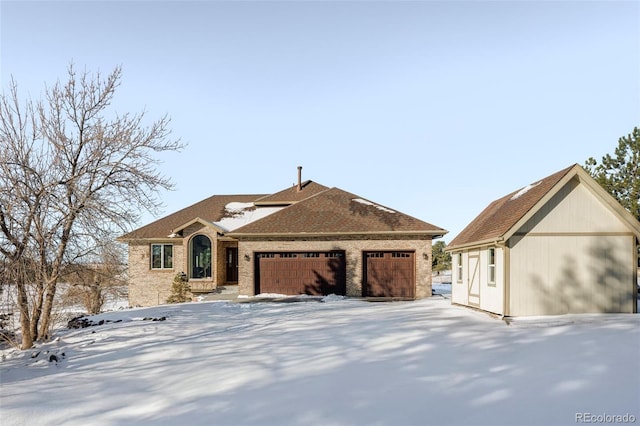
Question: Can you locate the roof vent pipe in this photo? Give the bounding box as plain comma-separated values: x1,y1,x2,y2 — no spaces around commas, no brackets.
297,166,302,191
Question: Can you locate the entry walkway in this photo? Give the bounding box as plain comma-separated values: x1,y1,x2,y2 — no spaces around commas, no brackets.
195,285,239,302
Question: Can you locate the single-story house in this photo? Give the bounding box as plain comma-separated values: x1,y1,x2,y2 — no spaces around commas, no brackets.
446,164,640,316
119,168,447,306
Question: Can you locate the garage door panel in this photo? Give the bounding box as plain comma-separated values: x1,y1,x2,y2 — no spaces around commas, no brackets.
364,252,415,298
256,252,346,296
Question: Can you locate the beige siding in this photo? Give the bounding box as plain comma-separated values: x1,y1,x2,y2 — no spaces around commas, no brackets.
451,252,468,306
479,246,504,315
519,179,629,234
236,237,433,298
508,179,637,315
451,248,504,315
509,234,635,315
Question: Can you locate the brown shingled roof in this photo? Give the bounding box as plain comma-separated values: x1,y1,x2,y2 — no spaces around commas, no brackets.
228,187,448,236
446,164,577,250
253,180,329,205
118,194,266,240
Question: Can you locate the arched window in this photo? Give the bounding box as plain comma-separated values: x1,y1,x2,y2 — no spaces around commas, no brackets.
190,235,212,279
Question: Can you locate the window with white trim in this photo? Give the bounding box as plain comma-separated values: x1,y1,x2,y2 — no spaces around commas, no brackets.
488,247,496,285
456,254,463,283
151,244,173,269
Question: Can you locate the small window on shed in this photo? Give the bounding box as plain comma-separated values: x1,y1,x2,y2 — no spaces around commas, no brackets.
456,254,463,283
488,248,496,285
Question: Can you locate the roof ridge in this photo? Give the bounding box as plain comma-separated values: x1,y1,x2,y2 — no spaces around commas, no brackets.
228,185,447,236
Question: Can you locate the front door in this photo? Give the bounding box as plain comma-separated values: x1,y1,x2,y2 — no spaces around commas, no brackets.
226,247,238,283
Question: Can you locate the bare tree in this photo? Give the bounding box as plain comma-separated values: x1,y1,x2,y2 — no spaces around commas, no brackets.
61,240,127,315
0,64,183,348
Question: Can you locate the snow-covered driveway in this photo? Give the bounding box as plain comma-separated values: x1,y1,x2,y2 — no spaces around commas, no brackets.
1,295,638,426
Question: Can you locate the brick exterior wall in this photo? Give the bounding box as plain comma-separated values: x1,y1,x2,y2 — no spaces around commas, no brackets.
128,233,435,306
236,235,434,298
127,223,230,306
127,241,185,307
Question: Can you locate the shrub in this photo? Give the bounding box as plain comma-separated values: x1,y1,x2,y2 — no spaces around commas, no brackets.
166,272,191,304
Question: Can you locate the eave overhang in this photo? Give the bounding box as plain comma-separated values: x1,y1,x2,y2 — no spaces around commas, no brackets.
446,238,505,252
226,230,448,239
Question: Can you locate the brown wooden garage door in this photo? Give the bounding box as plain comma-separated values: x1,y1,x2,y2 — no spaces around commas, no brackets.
363,251,415,298
255,251,346,296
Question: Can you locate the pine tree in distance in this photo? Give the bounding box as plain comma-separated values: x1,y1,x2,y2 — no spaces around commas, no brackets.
585,127,640,222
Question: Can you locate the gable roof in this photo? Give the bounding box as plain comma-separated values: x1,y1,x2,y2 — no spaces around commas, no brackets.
228,187,448,237
118,194,266,240
253,180,329,205
446,164,640,250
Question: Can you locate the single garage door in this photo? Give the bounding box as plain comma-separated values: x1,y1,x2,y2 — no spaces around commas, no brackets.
363,251,415,298
255,251,346,296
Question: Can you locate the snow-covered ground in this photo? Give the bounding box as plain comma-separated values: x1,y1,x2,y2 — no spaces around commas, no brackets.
1,287,639,426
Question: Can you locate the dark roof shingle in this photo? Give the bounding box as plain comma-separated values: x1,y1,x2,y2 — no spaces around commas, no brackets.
119,194,266,240
253,181,329,205
229,187,447,235
447,165,576,249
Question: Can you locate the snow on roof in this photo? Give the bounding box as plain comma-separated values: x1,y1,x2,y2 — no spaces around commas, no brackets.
213,202,283,232
224,201,255,212
352,198,395,213
510,181,542,201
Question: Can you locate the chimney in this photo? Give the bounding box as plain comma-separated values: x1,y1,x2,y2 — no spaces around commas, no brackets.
297,166,302,191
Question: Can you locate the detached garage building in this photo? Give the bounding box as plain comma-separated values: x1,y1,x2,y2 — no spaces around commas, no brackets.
446,164,640,316
120,168,447,306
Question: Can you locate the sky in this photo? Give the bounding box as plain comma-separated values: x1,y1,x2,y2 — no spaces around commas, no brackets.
1,293,639,425
1,0,638,242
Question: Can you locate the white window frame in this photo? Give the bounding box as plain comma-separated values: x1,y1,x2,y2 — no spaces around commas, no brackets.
488,247,496,285
456,253,463,283
151,244,173,270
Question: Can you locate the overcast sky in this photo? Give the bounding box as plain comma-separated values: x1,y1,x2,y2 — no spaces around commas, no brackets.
1,0,638,242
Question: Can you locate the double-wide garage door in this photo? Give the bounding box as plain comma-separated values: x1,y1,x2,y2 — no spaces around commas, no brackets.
255,250,416,298
256,251,346,296
363,251,415,298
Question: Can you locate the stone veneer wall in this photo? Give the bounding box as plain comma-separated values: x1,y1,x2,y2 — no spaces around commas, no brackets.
236,236,433,298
